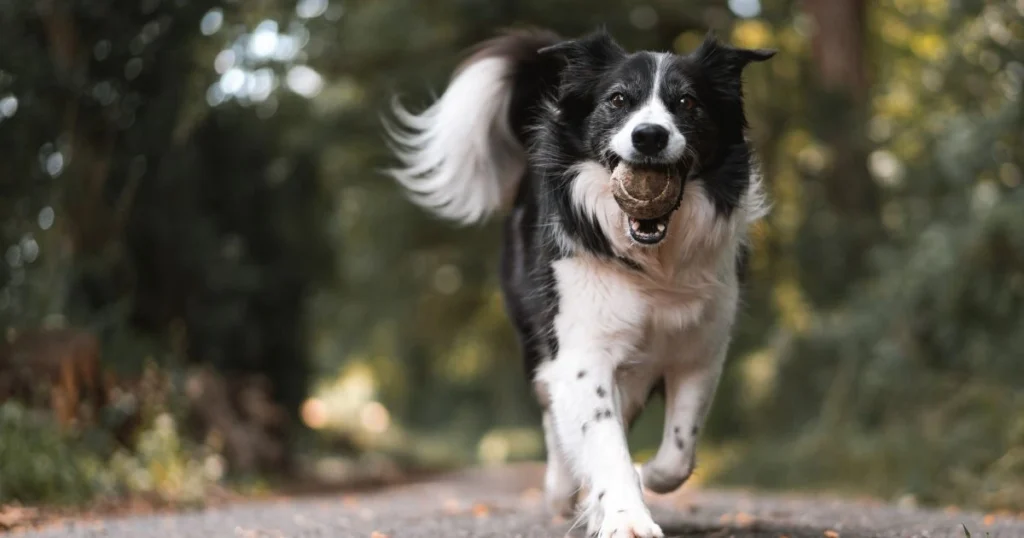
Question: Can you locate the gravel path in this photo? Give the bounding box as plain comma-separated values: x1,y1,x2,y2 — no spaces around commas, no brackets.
16,463,1024,538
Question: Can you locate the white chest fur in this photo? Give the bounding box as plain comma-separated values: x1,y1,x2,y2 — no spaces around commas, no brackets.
565,159,756,335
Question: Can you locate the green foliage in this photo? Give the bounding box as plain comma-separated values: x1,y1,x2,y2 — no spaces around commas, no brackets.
102,412,226,506
0,401,225,506
712,0,1024,511
0,402,99,504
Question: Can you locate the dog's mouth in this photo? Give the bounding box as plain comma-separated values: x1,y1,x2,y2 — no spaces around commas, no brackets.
612,159,687,247
627,214,672,245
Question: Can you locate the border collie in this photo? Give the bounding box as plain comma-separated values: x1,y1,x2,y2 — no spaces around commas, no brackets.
383,27,774,538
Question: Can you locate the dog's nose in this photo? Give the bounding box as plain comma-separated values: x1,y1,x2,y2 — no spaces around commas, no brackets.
631,124,669,156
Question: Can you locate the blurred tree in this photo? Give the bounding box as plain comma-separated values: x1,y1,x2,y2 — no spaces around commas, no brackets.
716,0,1024,511
0,0,334,473
800,0,881,306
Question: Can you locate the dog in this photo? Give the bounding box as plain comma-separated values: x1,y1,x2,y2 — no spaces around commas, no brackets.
383,27,774,538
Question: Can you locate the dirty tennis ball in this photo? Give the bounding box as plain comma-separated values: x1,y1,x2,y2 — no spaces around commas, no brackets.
610,163,682,220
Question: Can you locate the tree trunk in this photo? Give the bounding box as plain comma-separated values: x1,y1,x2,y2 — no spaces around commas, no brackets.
800,0,881,306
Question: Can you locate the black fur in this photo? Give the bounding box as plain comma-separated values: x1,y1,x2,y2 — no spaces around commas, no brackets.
483,28,772,380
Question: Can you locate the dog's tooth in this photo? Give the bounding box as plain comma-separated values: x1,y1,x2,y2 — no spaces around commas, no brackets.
630,220,641,231
656,222,666,232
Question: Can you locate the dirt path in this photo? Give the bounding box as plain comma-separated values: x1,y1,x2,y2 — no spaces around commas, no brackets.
13,463,1023,537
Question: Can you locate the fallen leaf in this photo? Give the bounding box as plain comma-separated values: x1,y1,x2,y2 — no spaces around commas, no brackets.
472,503,490,518
983,514,995,526
370,532,389,538
824,530,840,538
734,512,755,527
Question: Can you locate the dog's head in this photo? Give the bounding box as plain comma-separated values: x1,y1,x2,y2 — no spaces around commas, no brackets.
540,29,774,245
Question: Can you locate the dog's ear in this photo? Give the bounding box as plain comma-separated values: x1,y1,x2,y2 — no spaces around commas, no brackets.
695,30,776,69
538,27,626,71
694,30,775,97
537,27,626,123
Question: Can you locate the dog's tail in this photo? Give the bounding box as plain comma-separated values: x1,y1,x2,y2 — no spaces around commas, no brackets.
383,28,563,225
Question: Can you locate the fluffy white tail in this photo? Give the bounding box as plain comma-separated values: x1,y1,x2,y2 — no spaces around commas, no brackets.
383,56,526,225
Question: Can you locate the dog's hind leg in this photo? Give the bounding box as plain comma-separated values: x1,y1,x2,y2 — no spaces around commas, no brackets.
541,410,579,517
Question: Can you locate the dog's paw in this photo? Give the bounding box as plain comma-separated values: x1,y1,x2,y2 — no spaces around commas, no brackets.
587,505,663,538
640,458,694,495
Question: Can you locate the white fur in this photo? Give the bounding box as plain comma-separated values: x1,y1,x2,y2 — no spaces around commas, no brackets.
533,159,765,536
610,54,687,162
383,57,525,225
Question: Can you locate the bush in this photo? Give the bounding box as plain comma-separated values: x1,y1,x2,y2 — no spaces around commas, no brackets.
0,400,225,507
0,402,99,505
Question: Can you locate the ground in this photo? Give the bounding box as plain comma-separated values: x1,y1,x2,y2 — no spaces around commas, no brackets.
9,463,1024,538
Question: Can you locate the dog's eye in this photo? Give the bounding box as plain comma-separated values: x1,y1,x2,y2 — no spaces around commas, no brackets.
609,93,626,108
678,96,696,111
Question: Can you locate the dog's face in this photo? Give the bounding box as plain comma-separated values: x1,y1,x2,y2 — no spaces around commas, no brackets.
587,54,696,169
541,30,774,245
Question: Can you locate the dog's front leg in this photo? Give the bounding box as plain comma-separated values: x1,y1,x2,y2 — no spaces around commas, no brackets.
641,298,737,494
536,258,662,538
640,361,723,493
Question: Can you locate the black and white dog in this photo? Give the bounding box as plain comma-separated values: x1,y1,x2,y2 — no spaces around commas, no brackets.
383,27,774,538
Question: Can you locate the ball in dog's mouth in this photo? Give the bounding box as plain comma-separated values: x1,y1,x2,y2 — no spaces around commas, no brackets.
610,162,683,245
